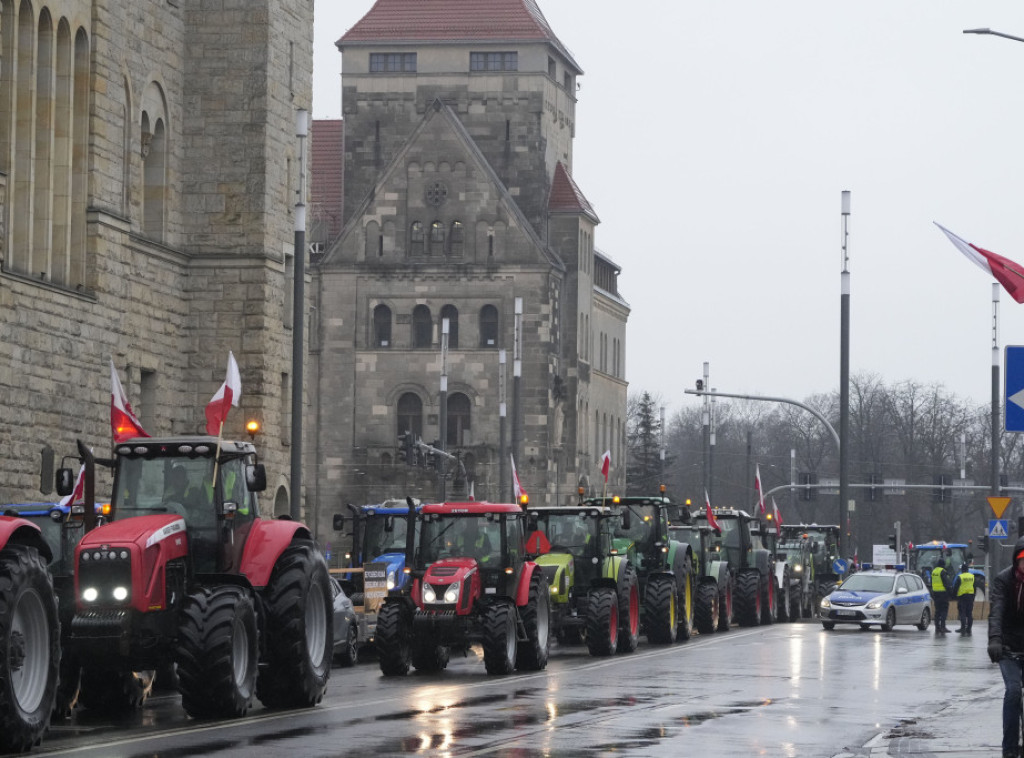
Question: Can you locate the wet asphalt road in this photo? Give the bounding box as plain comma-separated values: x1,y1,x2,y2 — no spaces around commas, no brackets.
26,618,995,758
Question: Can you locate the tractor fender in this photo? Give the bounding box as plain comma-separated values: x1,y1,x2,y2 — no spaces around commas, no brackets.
239,519,314,588
515,561,543,606
773,560,789,587
0,516,51,562
602,554,628,584
709,559,730,589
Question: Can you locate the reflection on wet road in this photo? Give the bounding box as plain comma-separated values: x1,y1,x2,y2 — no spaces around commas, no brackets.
29,620,994,758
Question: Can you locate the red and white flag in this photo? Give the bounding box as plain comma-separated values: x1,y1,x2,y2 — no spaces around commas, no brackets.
600,450,611,482
205,351,241,436
771,497,782,536
110,359,149,443
936,223,1024,304
58,464,85,508
705,490,721,533
755,464,766,515
511,454,527,502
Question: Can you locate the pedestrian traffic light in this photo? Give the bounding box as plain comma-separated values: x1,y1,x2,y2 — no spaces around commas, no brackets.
979,535,989,553
888,534,897,551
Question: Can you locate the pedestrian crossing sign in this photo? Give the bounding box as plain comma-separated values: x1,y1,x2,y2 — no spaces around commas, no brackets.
989,519,1009,539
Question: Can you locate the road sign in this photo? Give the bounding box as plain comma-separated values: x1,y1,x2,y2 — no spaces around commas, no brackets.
832,558,849,574
1006,346,1024,432
989,519,1009,539
989,496,1012,519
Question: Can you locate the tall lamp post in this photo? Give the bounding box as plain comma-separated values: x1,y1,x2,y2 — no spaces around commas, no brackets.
290,108,308,521
440,317,449,502
511,297,523,501
839,190,851,558
499,349,507,501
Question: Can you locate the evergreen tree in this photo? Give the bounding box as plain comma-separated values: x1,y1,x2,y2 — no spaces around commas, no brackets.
627,391,664,494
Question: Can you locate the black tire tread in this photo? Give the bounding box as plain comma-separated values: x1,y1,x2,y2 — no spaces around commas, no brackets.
644,576,677,644
516,572,550,671
616,564,640,653
482,602,516,675
585,588,618,657
375,602,411,676
695,581,719,635
735,570,761,627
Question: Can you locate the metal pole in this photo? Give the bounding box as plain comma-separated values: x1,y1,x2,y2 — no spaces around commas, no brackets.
660,405,666,483
290,108,308,521
992,283,1001,579
512,298,523,501
499,349,507,502
839,190,851,558
440,317,449,502
701,362,710,498
709,388,717,503
790,448,797,514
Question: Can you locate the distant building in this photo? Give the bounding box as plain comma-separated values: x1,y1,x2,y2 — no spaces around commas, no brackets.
311,0,629,512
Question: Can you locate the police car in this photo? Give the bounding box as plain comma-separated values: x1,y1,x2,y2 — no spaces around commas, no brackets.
819,565,932,631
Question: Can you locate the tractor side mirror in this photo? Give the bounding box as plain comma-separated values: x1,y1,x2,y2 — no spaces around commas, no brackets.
246,463,267,492
333,514,345,532
621,508,632,530
384,515,395,532
55,467,75,497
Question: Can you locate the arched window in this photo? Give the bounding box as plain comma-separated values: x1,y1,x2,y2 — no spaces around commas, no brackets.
412,305,433,348
429,221,445,255
479,305,498,348
441,304,459,349
447,393,471,447
373,304,392,347
410,221,424,255
449,221,464,256
397,393,423,439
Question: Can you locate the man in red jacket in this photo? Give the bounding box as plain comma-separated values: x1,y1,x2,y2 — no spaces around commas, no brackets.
988,537,1024,758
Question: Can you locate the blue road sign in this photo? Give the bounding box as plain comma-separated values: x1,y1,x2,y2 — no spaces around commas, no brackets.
1006,346,1024,432
832,558,849,574
989,519,1009,539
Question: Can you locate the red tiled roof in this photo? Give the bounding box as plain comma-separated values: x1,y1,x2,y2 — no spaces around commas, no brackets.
311,119,345,246
339,0,580,71
548,161,598,223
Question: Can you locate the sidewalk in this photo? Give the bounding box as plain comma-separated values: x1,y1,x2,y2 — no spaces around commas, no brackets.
856,619,1006,757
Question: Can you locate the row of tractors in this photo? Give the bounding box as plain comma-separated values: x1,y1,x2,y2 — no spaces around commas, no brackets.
1,434,334,753
330,489,847,679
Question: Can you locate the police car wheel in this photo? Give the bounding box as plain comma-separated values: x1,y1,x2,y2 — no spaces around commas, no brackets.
916,606,931,631
821,622,835,631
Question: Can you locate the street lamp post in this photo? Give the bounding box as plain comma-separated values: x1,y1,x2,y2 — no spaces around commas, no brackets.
290,108,308,521
511,297,523,501
964,27,1024,44
440,317,449,502
839,190,851,558
499,349,507,501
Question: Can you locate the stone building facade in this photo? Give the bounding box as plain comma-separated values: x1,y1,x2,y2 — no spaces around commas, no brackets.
0,0,313,516
312,0,629,516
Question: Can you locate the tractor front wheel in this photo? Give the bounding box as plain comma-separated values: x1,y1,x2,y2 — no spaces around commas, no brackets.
760,575,777,626
257,543,332,709
695,581,719,634
586,588,618,657
375,602,411,676
616,564,640,654
644,576,677,644
735,571,762,627
176,586,259,718
482,601,517,675
0,546,60,753
718,580,734,632
516,572,550,671
677,571,695,641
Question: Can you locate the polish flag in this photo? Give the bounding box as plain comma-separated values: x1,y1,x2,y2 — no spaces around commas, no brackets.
58,464,85,508
705,490,721,533
600,450,611,482
205,351,241,436
936,223,1024,304
110,359,149,443
772,497,782,536
511,454,527,502
755,464,766,515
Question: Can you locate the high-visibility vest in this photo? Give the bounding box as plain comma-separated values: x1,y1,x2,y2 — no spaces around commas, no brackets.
931,565,947,593
957,572,975,596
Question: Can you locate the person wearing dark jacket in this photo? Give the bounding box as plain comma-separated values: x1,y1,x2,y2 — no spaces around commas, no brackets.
987,536,1024,758
930,558,952,633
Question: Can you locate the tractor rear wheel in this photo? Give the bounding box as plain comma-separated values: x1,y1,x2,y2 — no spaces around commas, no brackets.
777,570,791,623
585,588,618,657
695,581,719,634
516,572,550,671
0,545,59,753
411,636,449,673
644,576,677,644
760,575,777,625
616,564,640,653
717,580,733,631
735,570,762,627
482,601,517,675
788,583,801,623
256,543,332,709
78,668,154,714
375,602,411,676
677,570,695,641
176,586,259,718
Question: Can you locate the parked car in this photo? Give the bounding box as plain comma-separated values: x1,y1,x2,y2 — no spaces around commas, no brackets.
819,567,931,631
331,577,359,666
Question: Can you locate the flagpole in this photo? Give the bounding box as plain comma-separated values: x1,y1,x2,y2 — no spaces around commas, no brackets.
212,420,224,491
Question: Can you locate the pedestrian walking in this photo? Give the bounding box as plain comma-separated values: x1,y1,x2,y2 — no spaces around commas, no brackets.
930,558,952,633
987,537,1024,757
952,562,976,635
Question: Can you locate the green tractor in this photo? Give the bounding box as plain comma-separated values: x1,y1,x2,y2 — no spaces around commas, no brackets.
772,529,816,620
588,493,694,644
695,507,776,627
669,518,734,634
524,504,640,656
780,523,843,605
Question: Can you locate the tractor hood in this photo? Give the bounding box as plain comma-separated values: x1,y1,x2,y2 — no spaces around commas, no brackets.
535,552,573,601
78,514,186,550
423,556,479,585
373,551,409,589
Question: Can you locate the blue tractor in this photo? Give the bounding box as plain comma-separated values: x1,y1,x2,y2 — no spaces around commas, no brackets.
907,541,986,595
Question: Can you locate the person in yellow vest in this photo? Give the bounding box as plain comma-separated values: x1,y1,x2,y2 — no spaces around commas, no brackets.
930,558,952,633
953,562,976,636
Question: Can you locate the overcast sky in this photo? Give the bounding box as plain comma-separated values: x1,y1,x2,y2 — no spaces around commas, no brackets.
312,1,1024,416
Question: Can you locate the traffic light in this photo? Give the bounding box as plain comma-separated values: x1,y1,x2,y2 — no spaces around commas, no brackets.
398,432,414,465
979,535,989,553
888,534,897,550
868,473,882,502
799,472,817,501
932,474,951,503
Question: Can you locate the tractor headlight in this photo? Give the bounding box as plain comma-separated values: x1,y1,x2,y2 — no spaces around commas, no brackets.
386,569,397,590
82,587,99,602
443,582,460,604
820,597,831,609
422,584,437,603
794,565,802,573
113,586,129,602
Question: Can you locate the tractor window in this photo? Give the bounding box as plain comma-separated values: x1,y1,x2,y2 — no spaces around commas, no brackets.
364,515,409,558
506,515,523,564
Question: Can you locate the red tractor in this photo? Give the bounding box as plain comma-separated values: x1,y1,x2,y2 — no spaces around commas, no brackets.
375,500,550,676
0,515,60,752
59,436,332,719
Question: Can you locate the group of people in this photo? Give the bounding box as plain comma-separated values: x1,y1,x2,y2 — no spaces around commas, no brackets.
927,557,977,635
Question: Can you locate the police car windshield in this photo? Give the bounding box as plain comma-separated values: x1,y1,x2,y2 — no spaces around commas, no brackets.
839,574,896,593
